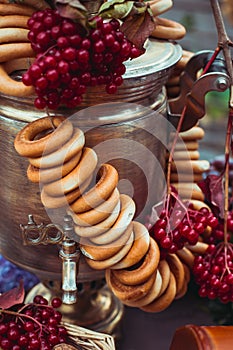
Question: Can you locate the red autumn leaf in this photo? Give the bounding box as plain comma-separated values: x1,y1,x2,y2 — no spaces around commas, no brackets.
54,0,88,28
120,4,155,50
0,280,25,310
198,174,224,218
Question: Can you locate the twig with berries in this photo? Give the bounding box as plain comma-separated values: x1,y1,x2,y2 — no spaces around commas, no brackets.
22,1,155,110
192,0,233,306
0,281,68,350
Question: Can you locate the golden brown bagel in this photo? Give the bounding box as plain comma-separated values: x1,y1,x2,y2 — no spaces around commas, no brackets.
27,151,82,183
166,253,185,296
112,237,160,286
41,176,92,209
157,259,171,296
141,272,176,313
89,194,136,245
151,17,186,40
28,128,85,169
42,147,98,196
111,221,150,270
176,247,195,269
80,222,133,261
71,200,121,238
70,163,119,213
14,116,72,158
105,268,157,303
84,232,134,270
123,270,162,307
70,188,120,227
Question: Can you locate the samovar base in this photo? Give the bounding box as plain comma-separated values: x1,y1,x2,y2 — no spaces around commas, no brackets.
25,281,124,339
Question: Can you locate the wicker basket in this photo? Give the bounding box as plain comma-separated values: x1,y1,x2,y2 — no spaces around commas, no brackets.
59,322,116,350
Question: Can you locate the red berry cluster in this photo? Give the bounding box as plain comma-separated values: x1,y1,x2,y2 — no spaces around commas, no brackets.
22,8,143,110
0,295,67,350
193,243,233,303
149,198,218,258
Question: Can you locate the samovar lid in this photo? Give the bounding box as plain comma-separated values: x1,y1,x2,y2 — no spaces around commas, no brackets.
124,38,182,78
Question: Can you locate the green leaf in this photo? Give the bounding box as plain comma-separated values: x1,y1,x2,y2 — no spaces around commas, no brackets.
98,0,134,20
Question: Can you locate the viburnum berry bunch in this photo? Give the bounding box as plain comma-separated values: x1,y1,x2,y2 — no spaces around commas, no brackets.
22,8,144,110
193,242,233,303
148,188,218,259
0,284,67,350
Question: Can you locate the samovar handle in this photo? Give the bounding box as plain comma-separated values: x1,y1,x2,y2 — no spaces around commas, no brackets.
167,50,231,131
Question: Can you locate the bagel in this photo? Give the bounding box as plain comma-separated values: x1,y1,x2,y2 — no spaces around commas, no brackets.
141,272,176,313
170,173,204,183
105,268,157,303
84,231,134,270
89,194,136,245
171,160,210,174
71,200,121,239
166,253,185,296
70,188,120,227
70,163,119,213
179,126,205,141
186,241,209,254
176,247,195,268
188,199,211,211
111,221,150,269
0,62,34,96
14,116,73,158
151,17,186,40
80,222,133,261
148,0,173,16
0,42,35,63
0,27,29,43
27,151,82,183
157,259,171,296
172,183,205,201
0,3,35,16
111,237,160,286
0,15,30,28
174,141,199,151
28,128,85,169
123,270,162,307
42,147,98,196
173,150,200,161
41,176,93,209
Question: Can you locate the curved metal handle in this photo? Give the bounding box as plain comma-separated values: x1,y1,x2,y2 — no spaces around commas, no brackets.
168,50,231,131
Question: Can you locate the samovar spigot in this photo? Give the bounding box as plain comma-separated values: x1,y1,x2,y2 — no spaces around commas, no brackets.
20,214,80,304
59,215,81,305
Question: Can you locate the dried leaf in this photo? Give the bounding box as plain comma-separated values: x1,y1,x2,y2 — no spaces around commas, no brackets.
120,4,155,49
98,0,134,19
0,280,25,310
198,174,224,218
54,0,88,27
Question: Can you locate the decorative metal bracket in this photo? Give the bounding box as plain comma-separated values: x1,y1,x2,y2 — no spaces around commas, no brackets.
20,214,64,246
